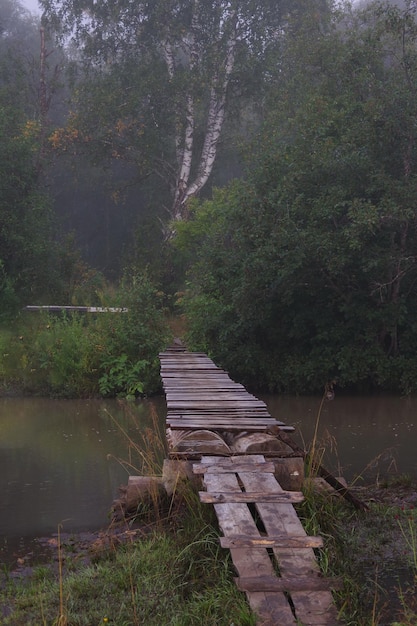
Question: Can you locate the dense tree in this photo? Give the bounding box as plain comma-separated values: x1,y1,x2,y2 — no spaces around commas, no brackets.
0,1,39,114
176,1,417,394
39,0,300,228
0,106,57,315
0,1,66,315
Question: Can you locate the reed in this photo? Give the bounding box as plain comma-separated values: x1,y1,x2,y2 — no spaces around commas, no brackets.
105,401,166,476
55,524,67,626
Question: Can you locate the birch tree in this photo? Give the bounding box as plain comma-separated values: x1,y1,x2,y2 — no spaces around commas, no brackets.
40,0,290,224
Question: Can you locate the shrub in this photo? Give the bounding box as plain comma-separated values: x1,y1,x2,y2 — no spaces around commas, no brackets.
0,270,172,398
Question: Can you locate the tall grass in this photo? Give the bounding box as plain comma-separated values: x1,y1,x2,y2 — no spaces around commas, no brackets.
0,270,172,398
296,391,417,626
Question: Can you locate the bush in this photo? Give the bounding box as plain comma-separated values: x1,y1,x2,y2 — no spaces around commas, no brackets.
0,271,172,398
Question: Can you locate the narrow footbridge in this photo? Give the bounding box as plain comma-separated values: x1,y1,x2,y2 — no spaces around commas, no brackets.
159,345,342,626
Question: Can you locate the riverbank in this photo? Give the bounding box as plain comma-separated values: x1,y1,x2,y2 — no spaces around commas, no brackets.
1,477,416,625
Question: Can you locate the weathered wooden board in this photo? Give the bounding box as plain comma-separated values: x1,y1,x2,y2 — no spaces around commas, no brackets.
201,459,297,624
166,393,264,401
238,470,340,625
168,411,272,418
168,422,269,432
161,372,230,378
167,417,278,423
236,575,342,592
163,382,246,390
168,401,269,409
168,411,271,416
168,415,272,421
199,490,304,504
161,364,222,370
161,369,229,374
193,461,276,474
220,535,324,549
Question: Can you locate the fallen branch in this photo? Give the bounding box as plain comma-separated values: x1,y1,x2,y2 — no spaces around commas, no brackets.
267,427,369,512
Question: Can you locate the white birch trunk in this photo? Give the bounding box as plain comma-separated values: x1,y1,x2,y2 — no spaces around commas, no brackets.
173,93,195,218
172,21,237,220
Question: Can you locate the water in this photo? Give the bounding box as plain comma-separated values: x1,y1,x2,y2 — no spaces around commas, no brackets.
262,394,417,482
1,394,416,562
0,397,166,561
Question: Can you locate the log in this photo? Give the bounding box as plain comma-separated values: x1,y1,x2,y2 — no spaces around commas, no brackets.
166,428,231,456
229,432,294,455
125,476,166,512
162,459,200,495
304,476,348,497
271,457,304,491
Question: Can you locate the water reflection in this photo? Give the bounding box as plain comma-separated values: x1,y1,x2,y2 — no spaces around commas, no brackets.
0,397,166,541
262,394,417,481
1,393,416,554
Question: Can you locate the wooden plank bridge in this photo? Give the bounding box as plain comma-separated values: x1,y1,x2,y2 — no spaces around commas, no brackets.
159,345,342,626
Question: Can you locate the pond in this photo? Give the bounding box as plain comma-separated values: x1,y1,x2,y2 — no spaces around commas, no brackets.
0,397,166,564
262,393,417,482
0,393,416,565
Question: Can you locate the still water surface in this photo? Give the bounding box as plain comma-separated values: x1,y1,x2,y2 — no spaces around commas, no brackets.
263,394,417,481
0,397,166,551
0,394,416,554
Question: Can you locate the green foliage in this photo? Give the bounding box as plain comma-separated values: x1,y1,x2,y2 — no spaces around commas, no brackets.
95,269,171,397
33,315,101,397
176,2,417,394
0,260,19,323
0,102,63,313
39,0,305,224
98,355,146,399
1,271,171,398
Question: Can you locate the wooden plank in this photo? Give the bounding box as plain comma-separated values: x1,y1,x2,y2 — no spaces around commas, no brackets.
167,422,295,433
167,419,275,425
161,364,218,369
168,409,271,414
167,403,270,408
167,417,278,423
161,370,229,375
202,460,297,624
163,378,245,391
168,409,271,415
168,415,272,421
238,470,340,625
162,370,225,375
236,576,342,593
199,491,304,504
193,461,276,474
161,359,215,364
168,422,268,432
166,393,264,401
220,535,324,549
199,454,267,466
168,402,268,409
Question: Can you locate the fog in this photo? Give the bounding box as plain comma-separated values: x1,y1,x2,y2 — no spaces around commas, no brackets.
22,0,40,14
